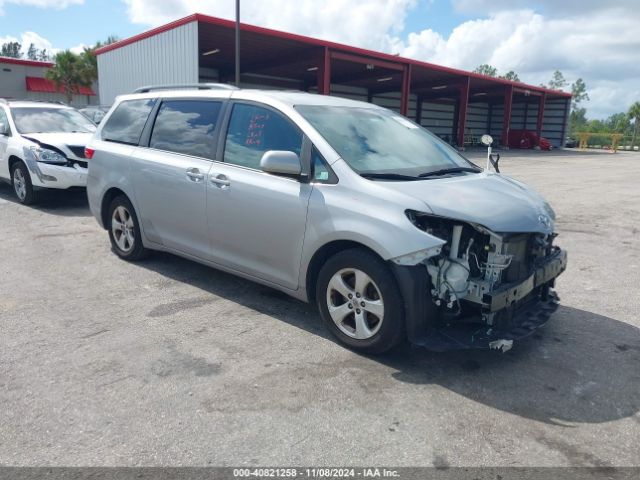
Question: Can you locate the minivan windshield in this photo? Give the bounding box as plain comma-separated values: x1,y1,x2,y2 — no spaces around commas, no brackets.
295,105,479,178
11,107,96,134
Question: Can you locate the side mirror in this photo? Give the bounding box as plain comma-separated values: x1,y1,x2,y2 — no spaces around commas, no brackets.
260,150,302,176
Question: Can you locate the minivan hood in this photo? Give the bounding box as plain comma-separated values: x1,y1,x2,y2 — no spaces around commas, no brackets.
380,172,555,234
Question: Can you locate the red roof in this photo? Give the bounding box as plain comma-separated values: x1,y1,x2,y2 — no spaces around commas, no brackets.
25,76,95,96
0,56,54,68
94,13,571,99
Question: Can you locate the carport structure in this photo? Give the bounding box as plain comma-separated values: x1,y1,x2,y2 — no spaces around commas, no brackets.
96,13,572,148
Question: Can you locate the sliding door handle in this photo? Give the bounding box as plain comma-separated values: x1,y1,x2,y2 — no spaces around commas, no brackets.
210,173,230,188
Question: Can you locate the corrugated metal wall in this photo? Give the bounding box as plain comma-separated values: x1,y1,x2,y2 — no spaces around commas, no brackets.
490,98,565,147
420,102,456,141
98,21,199,105
542,98,568,147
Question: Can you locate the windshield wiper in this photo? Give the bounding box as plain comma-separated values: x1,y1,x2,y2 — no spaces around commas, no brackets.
360,172,419,181
417,167,481,178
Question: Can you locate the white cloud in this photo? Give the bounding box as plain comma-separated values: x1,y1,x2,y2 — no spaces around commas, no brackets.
0,30,56,55
0,0,83,15
123,0,416,52
0,30,87,59
452,0,639,16
393,8,640,118
69,43,87,54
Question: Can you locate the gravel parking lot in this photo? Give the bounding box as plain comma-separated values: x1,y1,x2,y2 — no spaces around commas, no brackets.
1,149,638,467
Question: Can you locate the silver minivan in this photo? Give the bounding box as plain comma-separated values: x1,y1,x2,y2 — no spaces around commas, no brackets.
86,85,567,354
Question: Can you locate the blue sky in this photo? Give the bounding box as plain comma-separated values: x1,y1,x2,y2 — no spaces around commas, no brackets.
0,0,637,118
0,0,140,48
2,0,471,50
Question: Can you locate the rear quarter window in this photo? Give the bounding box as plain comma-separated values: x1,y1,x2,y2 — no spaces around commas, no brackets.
149,100,222,159
102,99,155,145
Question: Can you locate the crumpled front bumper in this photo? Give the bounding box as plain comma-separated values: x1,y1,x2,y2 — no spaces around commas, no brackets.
482,247,567,312
392,247,568,352
30,162,88,189
415,292,561,352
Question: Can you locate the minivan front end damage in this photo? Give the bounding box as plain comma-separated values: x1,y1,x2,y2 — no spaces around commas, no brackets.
390,211,567,351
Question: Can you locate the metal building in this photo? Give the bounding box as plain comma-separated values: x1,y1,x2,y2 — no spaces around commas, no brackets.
0,56,97,107
95,13,572,148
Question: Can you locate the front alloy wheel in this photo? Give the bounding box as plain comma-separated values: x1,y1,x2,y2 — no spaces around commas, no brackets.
317,248,405,354
11,162,36,205
327,268,385,340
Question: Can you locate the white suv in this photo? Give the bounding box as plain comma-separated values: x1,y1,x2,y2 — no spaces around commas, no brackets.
0,100,96,204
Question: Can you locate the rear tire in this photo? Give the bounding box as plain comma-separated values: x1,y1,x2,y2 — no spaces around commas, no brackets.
316,248,405,354
11,162,36,205
107,195,148,261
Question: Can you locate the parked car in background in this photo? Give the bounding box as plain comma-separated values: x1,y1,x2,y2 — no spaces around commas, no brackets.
0,99,96,204
565,137,577,148
87,85,567,354
79,105,111,124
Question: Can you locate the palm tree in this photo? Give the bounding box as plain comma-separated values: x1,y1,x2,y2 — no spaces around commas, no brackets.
45,50,90,103
629,102,640,149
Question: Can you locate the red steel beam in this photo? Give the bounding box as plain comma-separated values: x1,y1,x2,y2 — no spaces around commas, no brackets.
560,97,570,147
536,92,547,138
330,50,404,71
317,47,331,95
501,84,514,147
457,76,470,149
400,64,412,117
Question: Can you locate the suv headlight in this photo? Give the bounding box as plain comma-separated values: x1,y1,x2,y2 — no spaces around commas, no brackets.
29,146,67,165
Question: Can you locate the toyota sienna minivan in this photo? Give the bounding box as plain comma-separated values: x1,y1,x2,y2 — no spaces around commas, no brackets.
86,84,567,354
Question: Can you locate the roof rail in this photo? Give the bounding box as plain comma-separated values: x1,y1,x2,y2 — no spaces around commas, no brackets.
133,83,238,94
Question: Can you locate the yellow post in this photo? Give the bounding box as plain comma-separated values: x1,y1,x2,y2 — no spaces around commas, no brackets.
577,132,591,150
611,134,623,152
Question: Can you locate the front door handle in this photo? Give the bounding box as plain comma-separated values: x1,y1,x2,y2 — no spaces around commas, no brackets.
186,167,205,182
210,173,230,188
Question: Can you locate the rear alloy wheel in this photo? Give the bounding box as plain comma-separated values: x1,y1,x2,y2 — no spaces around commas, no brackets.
107,195,148,261
11,162,36,205
317,248,405,354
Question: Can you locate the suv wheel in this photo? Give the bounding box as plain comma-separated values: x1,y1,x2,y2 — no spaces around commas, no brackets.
11,162,36,205
316,248,405,354
107,195,148,261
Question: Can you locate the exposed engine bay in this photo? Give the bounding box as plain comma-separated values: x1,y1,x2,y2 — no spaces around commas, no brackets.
405,210,567,344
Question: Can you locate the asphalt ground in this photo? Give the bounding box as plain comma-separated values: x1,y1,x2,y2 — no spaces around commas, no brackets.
0,149,638,467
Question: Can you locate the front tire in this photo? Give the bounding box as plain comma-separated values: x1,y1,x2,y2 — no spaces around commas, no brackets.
316,248,405,354
11,162,36,205
107,195,148,261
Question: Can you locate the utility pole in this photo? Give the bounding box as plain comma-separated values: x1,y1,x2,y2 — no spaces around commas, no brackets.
235,0,240,87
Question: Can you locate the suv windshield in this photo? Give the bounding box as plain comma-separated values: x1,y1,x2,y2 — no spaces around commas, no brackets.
295,105,477,177
11,107,96,134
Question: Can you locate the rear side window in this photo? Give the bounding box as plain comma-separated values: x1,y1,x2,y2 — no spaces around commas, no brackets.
102,99,155,145
149,100,222,159
224,103,302,170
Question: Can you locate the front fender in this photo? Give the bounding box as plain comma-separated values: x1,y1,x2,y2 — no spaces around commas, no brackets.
299,184,445,299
